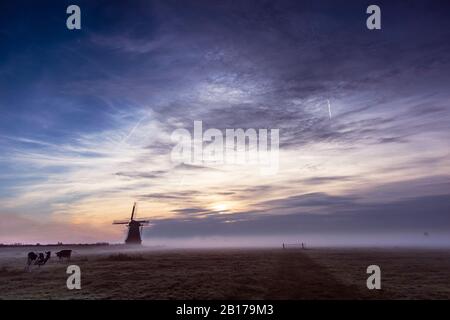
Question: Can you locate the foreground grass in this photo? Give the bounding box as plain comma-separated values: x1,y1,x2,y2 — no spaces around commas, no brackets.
0,247,449,299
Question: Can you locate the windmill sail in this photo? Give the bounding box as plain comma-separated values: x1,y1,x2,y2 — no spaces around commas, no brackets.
112,219,130,224
130,202,137,220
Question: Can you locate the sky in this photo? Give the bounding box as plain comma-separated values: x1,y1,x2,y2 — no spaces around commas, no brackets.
0,0,449,246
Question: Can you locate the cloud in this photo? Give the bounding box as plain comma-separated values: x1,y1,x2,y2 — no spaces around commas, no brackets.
173,163,219,171
139,190,201,200
259,192,359,209
1,0,450,243
115,171,167,179
171,207,215,216
292,176,355,185
143,194,450,238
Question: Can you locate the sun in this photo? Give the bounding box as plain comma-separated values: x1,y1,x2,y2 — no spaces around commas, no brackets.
212,203,228,212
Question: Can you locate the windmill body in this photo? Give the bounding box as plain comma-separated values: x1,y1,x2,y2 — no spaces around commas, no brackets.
125,220,143,244
113,203,150,245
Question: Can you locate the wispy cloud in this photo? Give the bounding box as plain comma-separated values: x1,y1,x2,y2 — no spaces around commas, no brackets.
0,0,449,243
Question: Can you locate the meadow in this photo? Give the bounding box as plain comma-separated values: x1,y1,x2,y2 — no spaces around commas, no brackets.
0,246,448,299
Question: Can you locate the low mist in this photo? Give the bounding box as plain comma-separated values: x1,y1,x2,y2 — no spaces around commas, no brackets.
142,232,450,249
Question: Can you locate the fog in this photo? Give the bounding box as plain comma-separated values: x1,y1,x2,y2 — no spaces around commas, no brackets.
142,233,450,249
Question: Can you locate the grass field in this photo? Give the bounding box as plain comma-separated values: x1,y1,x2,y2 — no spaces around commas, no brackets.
0,246,449,299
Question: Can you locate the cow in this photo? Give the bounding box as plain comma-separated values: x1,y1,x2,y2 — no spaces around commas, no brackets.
55,250,72,261
26,252,38,270
35,251,51,267
35,252,45,265
25,251,51,270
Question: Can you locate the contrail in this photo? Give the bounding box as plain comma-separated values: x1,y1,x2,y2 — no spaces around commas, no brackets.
118,113,147,146
327,99,332,119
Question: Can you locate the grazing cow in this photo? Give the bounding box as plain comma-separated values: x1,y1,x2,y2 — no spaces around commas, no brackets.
26,252,38,270
35,251,51,267
25,251,51,270
56,250,72,261
35,252,45,265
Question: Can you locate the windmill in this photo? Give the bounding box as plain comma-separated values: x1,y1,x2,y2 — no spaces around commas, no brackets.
113,202,150,245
